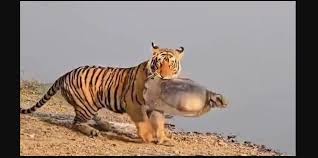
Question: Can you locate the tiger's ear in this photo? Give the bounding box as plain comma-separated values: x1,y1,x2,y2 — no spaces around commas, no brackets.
176,46,184,59
152,42,159,55
152,42,159,49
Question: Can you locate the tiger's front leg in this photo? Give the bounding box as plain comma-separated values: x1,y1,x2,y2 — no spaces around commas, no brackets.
125,103,156,143
148,110,174,146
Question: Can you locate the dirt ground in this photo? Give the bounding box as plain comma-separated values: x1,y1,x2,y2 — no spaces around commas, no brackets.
20,80,283,156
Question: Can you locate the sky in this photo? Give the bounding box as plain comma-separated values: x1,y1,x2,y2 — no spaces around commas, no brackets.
20,1,295,155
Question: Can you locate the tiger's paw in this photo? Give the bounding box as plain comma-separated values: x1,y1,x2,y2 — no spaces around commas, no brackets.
95,121,113,132
155,137,175,147
74,122,100,137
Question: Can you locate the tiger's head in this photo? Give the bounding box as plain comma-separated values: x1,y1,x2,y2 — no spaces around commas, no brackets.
147,42,184,80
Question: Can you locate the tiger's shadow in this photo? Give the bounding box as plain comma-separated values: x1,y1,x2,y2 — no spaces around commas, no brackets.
25,112,144,144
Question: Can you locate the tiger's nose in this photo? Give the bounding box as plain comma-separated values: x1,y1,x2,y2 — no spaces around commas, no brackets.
160,60,173,77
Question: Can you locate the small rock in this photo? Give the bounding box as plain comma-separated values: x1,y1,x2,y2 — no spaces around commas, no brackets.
205,132,212,136
227,135,236,139
265,148,272,152
216,140,227,147
193,131,201,135
29,134,35,138
173,150,180,154
230,139,237,143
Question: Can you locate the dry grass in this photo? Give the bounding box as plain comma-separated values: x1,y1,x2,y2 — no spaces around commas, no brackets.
20,80,283,156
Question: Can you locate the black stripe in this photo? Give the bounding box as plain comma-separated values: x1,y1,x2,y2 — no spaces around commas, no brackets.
74,110,86,122
125,67,135,98
118,69,129,112
99,68,109,93
104,69,115,109
68,84,86,109
35,102,42,107
83,68,98,112
106,69,118,110
97,73,105,108
85,68,93,87
121,68,133,111
54,77,61,89
78,68,83,89
99,68,110,108
58,75,64,87
95,68,104,81
71,94,92,120
94,68,105,107
90,67,98,87
51,78,60,92
75,108,90,121
122,68,132,98
41,98,47,103
67,73,93,119
42,98,48,102
93,68,103,90
135,64,145,105
83,67,91,82
72,67,81,88
130,67,138,103
47,88,53,96
131,64,141,104
113,69,124,112
78,85,96,116
44,94,50,101
96,91,104,108
69,69,76,88
67,71,74,90
77,68,94,112
89,68,101,108
135,93,143,106
89,86,100,109
39,99,44,105
121,68,133,110
30,106,36,111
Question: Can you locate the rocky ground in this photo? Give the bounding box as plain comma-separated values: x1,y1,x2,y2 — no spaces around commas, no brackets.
20,80,283,156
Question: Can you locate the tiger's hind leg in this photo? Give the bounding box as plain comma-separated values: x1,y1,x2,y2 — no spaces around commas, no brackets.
92,114,113,131
60,89,100,137
73,115,100,137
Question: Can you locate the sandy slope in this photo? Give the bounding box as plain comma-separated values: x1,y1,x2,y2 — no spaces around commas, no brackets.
20,80,282,156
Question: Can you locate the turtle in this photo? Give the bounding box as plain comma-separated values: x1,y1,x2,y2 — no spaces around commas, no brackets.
143,76,229,117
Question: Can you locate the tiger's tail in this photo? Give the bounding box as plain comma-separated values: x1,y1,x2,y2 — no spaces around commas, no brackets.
20,76,64,114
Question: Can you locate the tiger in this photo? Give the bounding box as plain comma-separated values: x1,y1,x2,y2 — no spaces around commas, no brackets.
20,42,185,143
